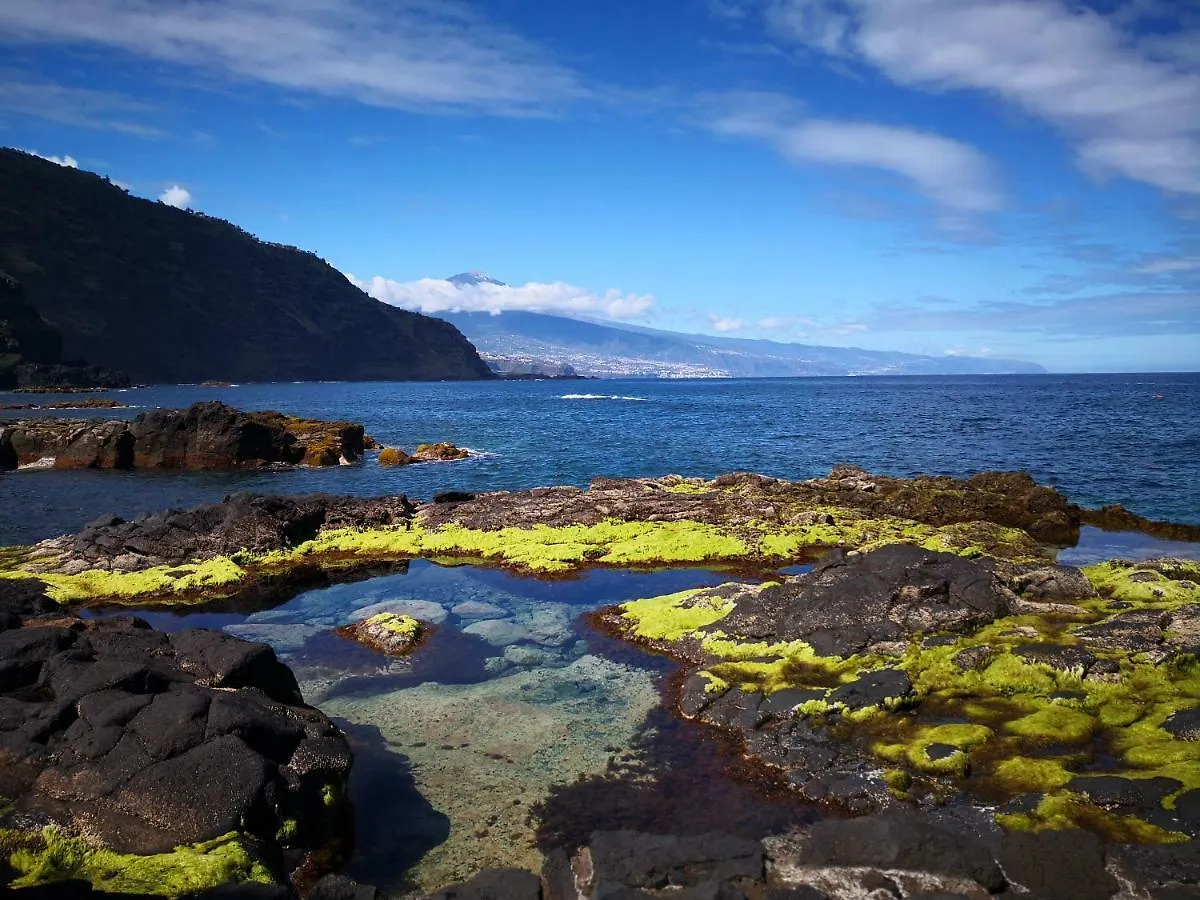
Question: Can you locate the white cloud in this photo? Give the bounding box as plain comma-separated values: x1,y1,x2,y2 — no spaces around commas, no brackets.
21,148,77,167
0,0,586,117
708,92,1002,213
757,315,790,330
757,0,1200,194
1137,256,1200,275
349,275,655,320
708,314,746,332
158,185,191,208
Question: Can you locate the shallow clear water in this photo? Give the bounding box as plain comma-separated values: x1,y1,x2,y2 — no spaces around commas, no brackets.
3,372,1198,545
100,561,820,896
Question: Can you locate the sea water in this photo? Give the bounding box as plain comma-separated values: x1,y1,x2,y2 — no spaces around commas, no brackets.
2,373,1198,544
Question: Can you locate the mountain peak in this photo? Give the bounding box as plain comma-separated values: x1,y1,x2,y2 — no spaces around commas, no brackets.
447,271,506,287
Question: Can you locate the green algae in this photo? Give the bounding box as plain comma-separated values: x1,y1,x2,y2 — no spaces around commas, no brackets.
0,556,248,605
663,480,711,494
291,519,751,574
2,496,1057,607
365,612,421,640
989,756,1074,793
704,642,869,694
619,589,735,642
617,561,1200,846
1084,559,1200,608
754,513,1045,564
995,793,1188,843
0,546,29,573
1005,705,1098,744
2,828,274,895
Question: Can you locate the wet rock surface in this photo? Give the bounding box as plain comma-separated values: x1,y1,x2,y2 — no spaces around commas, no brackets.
25,491,415,576
702,544,1018,657
529,813,1196,900
419,467,1082,546
0,578,352,890
336,613,426,657
0,401,372,470
608,542,1200,862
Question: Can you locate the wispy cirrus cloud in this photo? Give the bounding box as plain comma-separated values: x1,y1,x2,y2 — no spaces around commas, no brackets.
348,274,656,320
703,90,1003,222
0,0,588,117
0,77,164,136
869,290,1200,337
740,0,1200,194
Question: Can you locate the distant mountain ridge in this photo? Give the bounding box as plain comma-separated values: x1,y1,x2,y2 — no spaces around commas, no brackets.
436,273,1045,378
0,149,493,384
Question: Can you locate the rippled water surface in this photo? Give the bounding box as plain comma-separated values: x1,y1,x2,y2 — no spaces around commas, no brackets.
2,372,1198,544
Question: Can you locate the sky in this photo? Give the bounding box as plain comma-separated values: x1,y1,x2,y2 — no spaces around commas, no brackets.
1,0,1198,373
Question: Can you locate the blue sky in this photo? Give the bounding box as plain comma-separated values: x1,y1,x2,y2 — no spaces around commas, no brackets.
1,0,1198,372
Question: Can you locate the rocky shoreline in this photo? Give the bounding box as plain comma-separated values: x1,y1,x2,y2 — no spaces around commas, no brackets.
0,402,373,471
1,467,1198,897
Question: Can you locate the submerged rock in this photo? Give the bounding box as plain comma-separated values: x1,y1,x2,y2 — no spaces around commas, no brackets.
412,442,470,462
337,612,427,657
377,442,470,466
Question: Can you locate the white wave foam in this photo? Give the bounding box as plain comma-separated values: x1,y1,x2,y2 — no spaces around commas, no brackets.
560,393,649,402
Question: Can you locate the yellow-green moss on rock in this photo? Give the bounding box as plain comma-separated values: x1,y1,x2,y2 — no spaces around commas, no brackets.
1,828,274,896
1,556,248,605
1084,558,1200,608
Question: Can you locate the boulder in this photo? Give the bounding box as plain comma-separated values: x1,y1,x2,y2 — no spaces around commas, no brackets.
0,402,374,470
412,442,470,462
704,545,1017,657
336,612,426,657
0,578,352,885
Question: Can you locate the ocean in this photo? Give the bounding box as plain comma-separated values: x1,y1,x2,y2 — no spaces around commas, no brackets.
2,373,1197,545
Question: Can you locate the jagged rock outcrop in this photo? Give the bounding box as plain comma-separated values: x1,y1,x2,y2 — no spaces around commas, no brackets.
377,442,470,466
0,579,353,891
607,545,1200,844
533,816,1193,900
33,492,415,575
0,402,372,470
419,467,1082,546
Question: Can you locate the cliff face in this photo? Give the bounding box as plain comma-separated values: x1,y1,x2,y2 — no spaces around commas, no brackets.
0,149,493,384
0,270,129,389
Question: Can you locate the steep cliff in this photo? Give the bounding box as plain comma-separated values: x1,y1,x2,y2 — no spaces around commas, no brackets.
0,149,493,383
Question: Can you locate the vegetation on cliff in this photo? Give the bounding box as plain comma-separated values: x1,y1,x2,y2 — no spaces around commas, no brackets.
0,149,493,383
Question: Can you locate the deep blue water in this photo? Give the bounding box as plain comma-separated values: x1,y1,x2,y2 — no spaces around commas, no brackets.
2,373,1198,545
